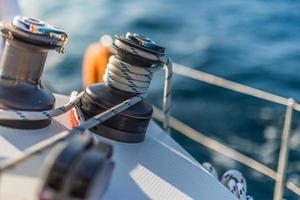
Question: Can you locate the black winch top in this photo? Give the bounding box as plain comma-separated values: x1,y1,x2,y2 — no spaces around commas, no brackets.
0,16,68,52
113,32,166,67
115,32,165,55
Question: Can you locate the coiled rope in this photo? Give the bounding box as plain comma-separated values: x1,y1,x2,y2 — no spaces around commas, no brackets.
104,37,172,132
202,163,253,200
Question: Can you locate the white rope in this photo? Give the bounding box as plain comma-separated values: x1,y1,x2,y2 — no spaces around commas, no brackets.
103,56,160,94
220,170,248,199
202,163,253,200
104,39,166,94
163,60,172,133
0,92,83,120
202,162,218,179
0,94,145,171
70,91,85,123
104,37,172,132
70,91,98,144
153,106,300,197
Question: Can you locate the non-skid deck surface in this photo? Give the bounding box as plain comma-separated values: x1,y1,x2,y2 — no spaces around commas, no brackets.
0,94,235,200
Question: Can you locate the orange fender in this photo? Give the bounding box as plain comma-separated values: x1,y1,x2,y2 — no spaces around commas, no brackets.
82,43,112,87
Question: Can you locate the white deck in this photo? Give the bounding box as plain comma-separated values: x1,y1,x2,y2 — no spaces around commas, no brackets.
0,94,235,200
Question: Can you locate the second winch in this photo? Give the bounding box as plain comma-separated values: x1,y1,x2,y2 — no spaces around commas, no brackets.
80,32,168,143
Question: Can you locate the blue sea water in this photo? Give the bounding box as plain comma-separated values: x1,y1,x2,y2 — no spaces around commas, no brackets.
20,0,300,199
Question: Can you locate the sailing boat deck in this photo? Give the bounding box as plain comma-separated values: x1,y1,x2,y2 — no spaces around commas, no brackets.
0,94,235,200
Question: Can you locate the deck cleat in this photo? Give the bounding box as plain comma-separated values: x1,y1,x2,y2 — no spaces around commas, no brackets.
0,16,68,129
80,32,167,143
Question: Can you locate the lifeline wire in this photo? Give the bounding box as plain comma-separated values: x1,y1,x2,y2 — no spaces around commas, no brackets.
104,38,172,132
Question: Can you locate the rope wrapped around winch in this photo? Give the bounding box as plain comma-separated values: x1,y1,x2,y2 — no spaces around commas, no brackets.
0,32,173,170
104,34,172,132
0,33,173,133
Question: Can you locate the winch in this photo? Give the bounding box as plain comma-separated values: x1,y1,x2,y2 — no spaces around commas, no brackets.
0,16,68,129
80,33,169,143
